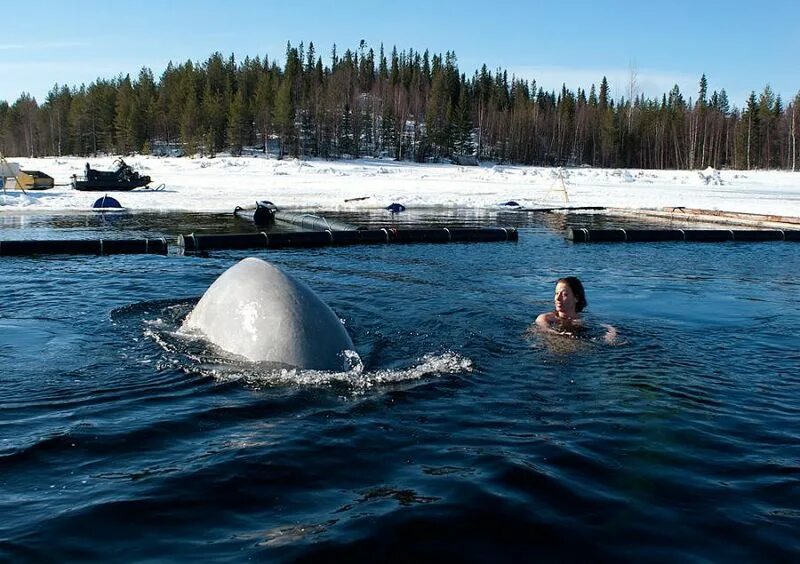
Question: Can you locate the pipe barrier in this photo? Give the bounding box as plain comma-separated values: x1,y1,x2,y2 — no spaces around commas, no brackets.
179,227,518,253
274,211,361,232
567,228,800,243
0,238,168,256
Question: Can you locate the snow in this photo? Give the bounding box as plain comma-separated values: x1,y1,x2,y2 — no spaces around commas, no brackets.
1,155,799,217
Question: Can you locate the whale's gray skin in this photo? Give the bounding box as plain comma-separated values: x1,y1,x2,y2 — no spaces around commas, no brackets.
182,257,354,371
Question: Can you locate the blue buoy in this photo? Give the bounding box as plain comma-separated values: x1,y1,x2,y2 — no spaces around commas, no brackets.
386,203,406,213
92,195,123,209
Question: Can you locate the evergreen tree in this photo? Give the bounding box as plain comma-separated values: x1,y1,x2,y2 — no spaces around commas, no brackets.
226,88,247,155
742,91,759,169
792,92,799,171
599,77,610,110
338,102,354,156
253,70,275,154
455,85,473,155
114,75,136,153
201,80,225,155
758,84,777,167
67,86,90,154
179,74,200,155
274,78,295,157
378,44,388,81
134,68,157,152
43,84,72,156
0,41,794,169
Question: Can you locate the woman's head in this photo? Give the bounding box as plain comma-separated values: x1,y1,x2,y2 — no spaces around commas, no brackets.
554,276,587,315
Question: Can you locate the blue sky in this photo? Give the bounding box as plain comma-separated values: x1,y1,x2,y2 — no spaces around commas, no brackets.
2,0,797,109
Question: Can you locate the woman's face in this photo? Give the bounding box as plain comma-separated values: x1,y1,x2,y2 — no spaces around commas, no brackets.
554,281,577,316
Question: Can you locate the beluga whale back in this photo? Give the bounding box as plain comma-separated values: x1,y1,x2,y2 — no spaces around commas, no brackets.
182,257,354,371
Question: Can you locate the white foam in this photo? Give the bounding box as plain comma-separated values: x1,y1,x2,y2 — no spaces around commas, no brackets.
231,351,473,390
142,304,473,391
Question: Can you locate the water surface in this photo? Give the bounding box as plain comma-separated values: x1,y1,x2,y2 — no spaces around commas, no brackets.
1,210,798,561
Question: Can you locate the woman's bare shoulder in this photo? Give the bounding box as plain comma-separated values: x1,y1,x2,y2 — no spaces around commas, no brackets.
536,311,556,325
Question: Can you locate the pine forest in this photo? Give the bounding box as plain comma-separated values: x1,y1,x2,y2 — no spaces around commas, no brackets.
1,41,797,171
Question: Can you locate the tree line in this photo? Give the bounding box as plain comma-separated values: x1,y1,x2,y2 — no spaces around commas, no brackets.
0,41,797,171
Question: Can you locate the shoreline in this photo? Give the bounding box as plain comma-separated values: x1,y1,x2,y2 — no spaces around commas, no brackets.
2,155,799,218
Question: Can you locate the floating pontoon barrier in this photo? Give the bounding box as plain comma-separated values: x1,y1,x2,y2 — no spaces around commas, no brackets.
605,207,800,230
0,238,168,256
662,207,800,226
273,211,361,232
567,228,800,243
233,203,362,231
515,206,606,212
179,227,518,253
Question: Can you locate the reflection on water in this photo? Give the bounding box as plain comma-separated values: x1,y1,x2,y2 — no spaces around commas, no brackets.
0,207,687,242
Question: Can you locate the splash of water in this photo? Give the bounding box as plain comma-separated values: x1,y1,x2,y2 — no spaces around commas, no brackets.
124,300,472,391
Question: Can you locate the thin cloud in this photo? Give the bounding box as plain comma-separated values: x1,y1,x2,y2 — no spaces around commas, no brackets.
0,41,91,50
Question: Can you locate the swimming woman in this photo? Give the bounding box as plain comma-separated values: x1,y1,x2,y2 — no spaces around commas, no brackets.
535,276,617,344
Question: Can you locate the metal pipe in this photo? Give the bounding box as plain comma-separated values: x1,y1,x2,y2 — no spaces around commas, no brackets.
273,211,361,232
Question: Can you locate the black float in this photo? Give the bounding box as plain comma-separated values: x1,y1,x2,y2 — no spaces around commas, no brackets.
567,228,800,243
179,227,518,253
0,238,168,256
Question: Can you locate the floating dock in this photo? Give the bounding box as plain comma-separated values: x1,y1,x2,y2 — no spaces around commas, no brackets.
606,207,800,230
567,228,800,243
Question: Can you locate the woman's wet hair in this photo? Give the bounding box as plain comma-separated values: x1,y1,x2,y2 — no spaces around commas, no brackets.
557,276,587,312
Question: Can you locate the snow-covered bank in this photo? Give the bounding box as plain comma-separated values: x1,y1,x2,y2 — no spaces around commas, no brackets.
1,155,799,217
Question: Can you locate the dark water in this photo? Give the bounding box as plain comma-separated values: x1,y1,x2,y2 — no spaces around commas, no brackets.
1,210,799,561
